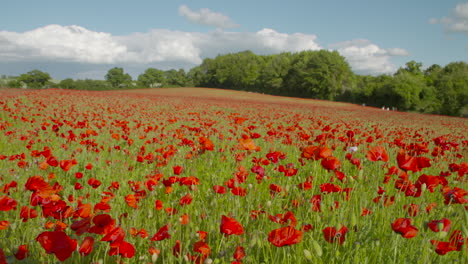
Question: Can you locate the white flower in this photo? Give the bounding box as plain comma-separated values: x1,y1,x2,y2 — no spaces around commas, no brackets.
348,146,358,153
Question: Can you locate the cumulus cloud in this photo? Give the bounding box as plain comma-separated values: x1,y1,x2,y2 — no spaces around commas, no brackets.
329,39,410,74
178,5,239,29
0,25,127,63
0,25,321,66
430,2,468,33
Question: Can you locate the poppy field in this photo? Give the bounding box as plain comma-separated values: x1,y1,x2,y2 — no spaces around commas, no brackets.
0,88,467,263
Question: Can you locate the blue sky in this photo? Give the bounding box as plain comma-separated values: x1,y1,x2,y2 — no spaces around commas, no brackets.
0,0,467,79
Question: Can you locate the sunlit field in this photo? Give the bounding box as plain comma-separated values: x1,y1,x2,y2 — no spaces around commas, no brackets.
0,88,466,264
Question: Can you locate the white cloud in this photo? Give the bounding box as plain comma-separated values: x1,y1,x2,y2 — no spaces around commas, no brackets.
0,25,321,66
178,5,239,29
329,39,409,74
430,2,468,33
0,25,127,63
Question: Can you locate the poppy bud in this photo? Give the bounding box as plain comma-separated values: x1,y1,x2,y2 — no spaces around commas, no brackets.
462,224,468,238
249,235,257,248
312,239,322,257
420,183,427,193
437,231,448,239
204,258,213,264
151,253,158,263
358,170,364,181
303,249,313,261
351,213,357,227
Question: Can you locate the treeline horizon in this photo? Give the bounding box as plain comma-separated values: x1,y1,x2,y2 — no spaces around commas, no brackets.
1,50,467,116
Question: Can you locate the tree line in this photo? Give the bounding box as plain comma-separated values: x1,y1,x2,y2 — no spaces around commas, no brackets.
1,50,466,116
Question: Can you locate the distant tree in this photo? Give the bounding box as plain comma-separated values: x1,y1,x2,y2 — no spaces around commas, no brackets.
105,67,132,88
6,79,22,88
17,70,51,88
285,50,354,100
164,69,188,87
258,53,292,94
137,68,165,88
433,62,468,116
59,78,76,89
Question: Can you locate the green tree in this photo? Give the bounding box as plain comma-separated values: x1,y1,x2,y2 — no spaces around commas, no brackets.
285,50,354,100
17,70,51,88
164,69,188,87
59,78,76,89
434,62,468,116
137,68,164,88
105,67,132,88
258,53,292,94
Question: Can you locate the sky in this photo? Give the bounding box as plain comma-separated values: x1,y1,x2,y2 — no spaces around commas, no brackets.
0,0,467,80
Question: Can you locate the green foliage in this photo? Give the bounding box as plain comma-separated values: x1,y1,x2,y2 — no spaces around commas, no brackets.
137,68,165,88
17,69,52,88
58,79,111,90
433,62,468,116
164,69,189,87
105,67,132,88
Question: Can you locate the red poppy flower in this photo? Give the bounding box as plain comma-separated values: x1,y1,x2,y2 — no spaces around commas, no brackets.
269,184,282,195
193,241,211,258
213,185,226,194
366,146,389,162
79,236,94,256
199,136,214,151
403,203,420,217
14,244,29,260
36,231,78,261
268,226,303,247
278,164,298,177
0,248,6,264
396,150,431,172
231,186,247,196
427,218,452,232
89,214,116,235
391,218,418,238
298,180,313,190
238,136,259,151
24,175,53,196
321,156,341,171
310,194,322,212
430,230,466,255
0,220,9,230
301,146,332,160
180,214,190,225
171,240,182,257
173,165,184,175
233,245,246,261
108,240,135,258
442,186,468,205
268,211,297,227
151,224,171,241
179,193,193,206
179,176,200,186
323,225,349,245
266,151,286,164
88,177,102,188
101,227,126,244
19,206,38,222
220,215,244,236
320,183,342,193
0,195,17,211
155,199,163,210
59,159,78,171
